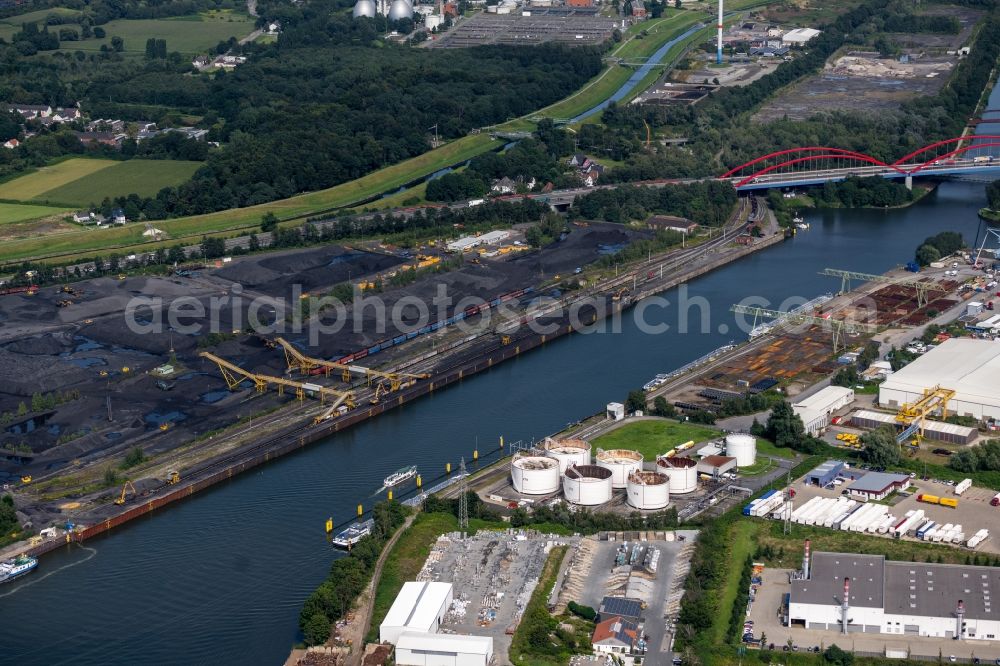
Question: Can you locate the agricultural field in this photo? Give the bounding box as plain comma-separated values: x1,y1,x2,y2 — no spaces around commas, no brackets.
0,158,202,208
592,419,719,461
0,203,72,225
0,10,254,54
0,159,117,202
38,160,203,206
0,7,81,41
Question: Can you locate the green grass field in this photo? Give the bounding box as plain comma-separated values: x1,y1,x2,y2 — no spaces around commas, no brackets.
755,438,796,459
0,203,72,224
0,159,117,201
711,520,757,643
592,419,719,460
37,160,202,206
366,512,458,642
0,10,254,54
74,11,256,55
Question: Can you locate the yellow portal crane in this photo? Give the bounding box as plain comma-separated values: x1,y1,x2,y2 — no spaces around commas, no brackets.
199,351,356,410
370,382,389,405
114,480,137,505
895,385,955,437
274,337,429,391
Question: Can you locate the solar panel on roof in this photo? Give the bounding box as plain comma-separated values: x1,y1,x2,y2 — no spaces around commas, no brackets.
600,596,643,619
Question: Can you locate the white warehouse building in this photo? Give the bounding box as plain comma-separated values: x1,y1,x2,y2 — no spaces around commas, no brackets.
879,338,1000,421
789,552,1000,641
395,632,494,666
793,386,855,436
380,581,453,644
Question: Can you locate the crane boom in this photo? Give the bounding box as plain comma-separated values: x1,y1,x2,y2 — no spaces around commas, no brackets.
199,351,356,407
274,337,429,390
730,304,878,352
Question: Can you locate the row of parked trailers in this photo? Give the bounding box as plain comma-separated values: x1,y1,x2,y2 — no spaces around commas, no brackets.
743,490,784,517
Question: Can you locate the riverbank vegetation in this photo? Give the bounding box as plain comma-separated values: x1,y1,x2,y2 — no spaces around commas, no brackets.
914,230,964,265
298,501,408,646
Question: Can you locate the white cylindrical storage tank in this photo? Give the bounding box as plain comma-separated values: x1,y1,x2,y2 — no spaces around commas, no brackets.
542,437,591,474
725,433,757,467
655,456,698,494
511,455,560,495
626,470,670,510
595,449,643,489
563,464,613,506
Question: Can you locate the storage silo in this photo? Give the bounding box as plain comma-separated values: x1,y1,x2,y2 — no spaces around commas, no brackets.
725,433,757,467
595,449,644,489
542,437,591,474
563,464,613,506
352,0,377,17
387,0,413,21
655,456,699,494
626,470,670,510
511,455,561,495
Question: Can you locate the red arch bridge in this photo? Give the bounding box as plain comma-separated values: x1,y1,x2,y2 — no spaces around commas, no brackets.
721,136,1000,191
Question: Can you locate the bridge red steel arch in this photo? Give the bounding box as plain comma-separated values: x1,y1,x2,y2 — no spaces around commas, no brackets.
907,142,1000,174
892,135,1000,166
724,136,1000,184
731,154,907,188
720,146,887,179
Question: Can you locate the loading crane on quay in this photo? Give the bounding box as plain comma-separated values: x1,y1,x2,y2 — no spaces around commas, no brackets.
730,304,879,352
819,268,949,308
273,337,429,391
198,351,356,411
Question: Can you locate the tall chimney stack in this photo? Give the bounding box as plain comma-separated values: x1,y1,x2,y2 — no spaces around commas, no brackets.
803,539,811,579
956,600,965,640
841,577,850,634
716,0,724,64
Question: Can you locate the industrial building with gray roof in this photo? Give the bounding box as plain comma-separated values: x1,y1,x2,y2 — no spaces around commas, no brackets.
789,551,1000,640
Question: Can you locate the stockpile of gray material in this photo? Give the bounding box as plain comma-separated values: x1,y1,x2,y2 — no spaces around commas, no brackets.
215,246,403,295
4,332,72,356
0,347,93,395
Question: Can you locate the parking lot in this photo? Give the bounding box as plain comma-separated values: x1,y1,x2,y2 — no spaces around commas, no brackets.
416,529,578,662
749,568,1000,662
787,473,999,554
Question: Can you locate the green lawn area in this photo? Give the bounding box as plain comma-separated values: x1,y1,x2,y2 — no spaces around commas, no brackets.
366,511,458,642
37,159,203,207
592,419,719,460
0,159,117,202
711,520,758,642
0,202,72,224
755,438,796,459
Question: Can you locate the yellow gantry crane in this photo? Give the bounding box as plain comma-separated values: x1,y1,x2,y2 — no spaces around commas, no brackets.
199,351,356,411
895,385,956,439
274,337,429,392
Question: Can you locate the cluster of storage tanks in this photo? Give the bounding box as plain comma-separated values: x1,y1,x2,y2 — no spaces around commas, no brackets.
509,437,704,510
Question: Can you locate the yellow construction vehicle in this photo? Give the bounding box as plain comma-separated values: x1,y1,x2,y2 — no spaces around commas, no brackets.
159,422,171,431
370,382,389,405
114,480,137,505
20,475,31,484
117,274,127,281
501,335,511,345
166,471,180,485
612,287,629,301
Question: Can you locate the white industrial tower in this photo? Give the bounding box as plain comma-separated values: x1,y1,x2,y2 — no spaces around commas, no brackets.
716,0,724,64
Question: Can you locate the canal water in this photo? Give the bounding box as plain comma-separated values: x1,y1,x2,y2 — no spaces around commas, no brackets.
2,91,997,666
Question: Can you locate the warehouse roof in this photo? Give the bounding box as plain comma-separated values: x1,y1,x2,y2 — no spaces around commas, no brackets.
381,581,452,633
851,409,895,425
791,552,884,608
793,386,854,411
806,460,845,478
396,631,493,655
884,561,1000,620
700,455,736,468
794,552,1000,621
847,472,909,494
782,27,821,42
880,339,1000,409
